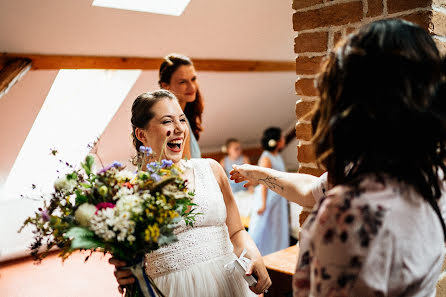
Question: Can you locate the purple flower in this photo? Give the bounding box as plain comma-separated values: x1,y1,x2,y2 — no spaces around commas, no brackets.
161,159,173,168
41,210,50,222
145,147,153,156
98,165,112,174
112,161,123,168
139,146,153,156
146,162,159,173
151,173,161,182
98,161,123,174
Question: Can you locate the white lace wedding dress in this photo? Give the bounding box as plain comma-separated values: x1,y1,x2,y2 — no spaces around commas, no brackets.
144,159,256,297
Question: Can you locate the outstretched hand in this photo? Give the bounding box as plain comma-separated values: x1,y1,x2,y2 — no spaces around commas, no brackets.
230,164,260,188
109,257,135,294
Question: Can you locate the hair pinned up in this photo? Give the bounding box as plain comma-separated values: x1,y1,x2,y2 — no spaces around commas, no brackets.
261,127,281,151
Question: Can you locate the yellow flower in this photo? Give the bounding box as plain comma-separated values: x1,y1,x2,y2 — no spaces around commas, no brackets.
170,211,179,219
156,211,168,224
145,224,160,242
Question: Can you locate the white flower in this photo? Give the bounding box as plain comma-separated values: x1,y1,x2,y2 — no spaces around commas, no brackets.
54,176,77,192
112,211,135,242
90,208,117,241
114,187,134,200
74,203,96,227
115,170,136,182
116,195,143,215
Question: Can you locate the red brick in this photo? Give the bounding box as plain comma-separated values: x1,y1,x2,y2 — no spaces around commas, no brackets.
399,11,443,34
434,0,446,9
435,39,446,55
432,11,446,36
295,100,317,120
296,56,324,75
293,0,324,10
295,122,313,141
294,31,329,53
367,0,384,17
387,0,431,14
298,165,325,177
333,31,343,47
295,78,318,96
293,1,363,31
346,26,359,34
298,143,317,163
401,11,430,28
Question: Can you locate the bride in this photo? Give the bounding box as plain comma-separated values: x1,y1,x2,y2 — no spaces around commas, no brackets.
110,90,271,296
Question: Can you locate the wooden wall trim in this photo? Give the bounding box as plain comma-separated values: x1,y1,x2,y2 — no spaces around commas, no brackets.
0,58,32,99
1,53,295,72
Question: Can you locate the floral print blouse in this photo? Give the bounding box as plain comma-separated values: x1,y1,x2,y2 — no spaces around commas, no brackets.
294,173,446,297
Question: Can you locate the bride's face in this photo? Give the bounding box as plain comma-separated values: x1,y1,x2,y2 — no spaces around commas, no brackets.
139,98,188,164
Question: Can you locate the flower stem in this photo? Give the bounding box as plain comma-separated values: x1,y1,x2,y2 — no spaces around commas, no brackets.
158,131,171,163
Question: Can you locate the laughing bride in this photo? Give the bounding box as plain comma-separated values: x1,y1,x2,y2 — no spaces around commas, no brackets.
109,90,271,297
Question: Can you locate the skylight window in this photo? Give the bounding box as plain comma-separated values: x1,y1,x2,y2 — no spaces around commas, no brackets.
2,69,141,201
92,0,191,16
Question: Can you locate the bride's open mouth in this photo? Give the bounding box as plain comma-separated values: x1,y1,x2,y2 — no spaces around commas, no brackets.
166,138,183,153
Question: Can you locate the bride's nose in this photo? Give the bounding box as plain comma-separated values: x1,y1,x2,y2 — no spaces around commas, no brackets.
174,120,186,134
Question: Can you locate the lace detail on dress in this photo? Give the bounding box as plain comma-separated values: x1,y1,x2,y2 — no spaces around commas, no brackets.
145,159,233,278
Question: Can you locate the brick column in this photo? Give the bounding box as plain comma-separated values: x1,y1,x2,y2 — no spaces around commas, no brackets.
293,0,446,225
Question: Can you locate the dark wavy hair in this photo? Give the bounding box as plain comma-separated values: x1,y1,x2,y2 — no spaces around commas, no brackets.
261,127,282,152
131,90,176,163
311,19,446,236
159,53,204,140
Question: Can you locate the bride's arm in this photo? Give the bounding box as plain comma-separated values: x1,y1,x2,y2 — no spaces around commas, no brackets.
208,159,272,295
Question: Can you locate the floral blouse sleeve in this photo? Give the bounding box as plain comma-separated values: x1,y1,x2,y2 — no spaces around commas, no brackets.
294,184,390,297
311,172,328,204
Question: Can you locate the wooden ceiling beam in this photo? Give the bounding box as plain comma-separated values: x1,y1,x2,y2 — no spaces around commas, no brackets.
1,53,295,72
0,58,32,99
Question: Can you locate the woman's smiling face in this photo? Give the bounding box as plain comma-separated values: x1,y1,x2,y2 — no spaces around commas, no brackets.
138,98,189,164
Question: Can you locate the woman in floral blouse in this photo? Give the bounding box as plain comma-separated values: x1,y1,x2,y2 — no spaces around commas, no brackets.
232,19,446,296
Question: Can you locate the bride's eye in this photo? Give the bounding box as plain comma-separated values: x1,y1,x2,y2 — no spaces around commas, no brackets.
180,118,187,123
163,120,172,124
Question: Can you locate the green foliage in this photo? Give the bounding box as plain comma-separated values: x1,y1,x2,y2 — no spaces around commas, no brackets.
65,227,104,250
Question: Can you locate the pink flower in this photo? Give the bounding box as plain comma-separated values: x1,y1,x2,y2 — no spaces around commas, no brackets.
95,202,116,214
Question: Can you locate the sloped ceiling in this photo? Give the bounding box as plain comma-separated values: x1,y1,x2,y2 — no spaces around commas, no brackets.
0,0,299,172
0,0,295,60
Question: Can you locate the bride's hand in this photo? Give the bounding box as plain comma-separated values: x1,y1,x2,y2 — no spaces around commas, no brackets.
230,164,260,188
246,256,272,295
109,257,135,293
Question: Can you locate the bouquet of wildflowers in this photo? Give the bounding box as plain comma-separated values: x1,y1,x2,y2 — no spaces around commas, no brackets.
20,145,198,297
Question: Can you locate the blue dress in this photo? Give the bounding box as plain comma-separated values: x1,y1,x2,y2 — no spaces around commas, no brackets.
248,151,289,255
223,156,247,194
187,119,201,158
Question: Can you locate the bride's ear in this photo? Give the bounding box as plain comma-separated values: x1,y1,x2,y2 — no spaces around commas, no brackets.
135,127,148,145
160,82,170,90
